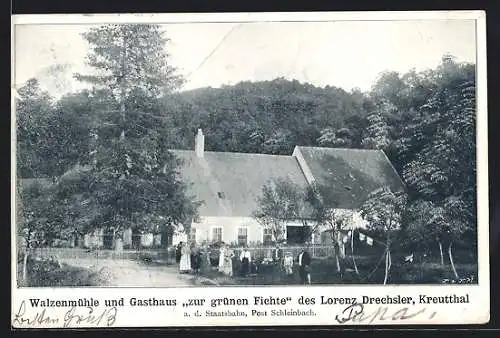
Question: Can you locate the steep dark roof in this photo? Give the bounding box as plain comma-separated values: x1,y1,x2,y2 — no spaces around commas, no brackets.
295,146,405,209
17,148,406,220
171,150,311,217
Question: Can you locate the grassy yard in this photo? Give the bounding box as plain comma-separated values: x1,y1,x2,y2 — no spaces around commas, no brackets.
17,255,112,287
16,251,478,287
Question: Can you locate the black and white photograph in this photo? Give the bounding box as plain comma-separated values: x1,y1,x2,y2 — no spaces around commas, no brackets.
13,13,485,291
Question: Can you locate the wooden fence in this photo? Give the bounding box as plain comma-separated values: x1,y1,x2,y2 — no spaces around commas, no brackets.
29,244,336,262
240,245,336,260
29,247,173,262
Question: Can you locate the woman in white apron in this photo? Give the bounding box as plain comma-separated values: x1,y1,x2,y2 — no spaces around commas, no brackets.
218,244,226,273
283,251,294,275
179,242,192,273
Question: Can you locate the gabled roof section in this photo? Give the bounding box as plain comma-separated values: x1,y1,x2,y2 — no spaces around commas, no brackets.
171,150,311,217
294,146,405,209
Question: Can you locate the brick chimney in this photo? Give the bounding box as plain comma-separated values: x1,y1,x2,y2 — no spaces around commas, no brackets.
195,128,205,158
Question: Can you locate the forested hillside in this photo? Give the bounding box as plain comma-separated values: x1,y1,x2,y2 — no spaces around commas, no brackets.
161,78,373,156
160,54,475,180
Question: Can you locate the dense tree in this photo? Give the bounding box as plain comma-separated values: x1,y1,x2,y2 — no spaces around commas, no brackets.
317,127,354,148
50,90,97,170
16,79,56,178
306,188,353,274
253,178,314,244
17,178,72,282
399,56,476,259
75,24,183,140
353,56,477,265
361,101,393,150
403,200,447,262
67,24,199,241
17,180,50,282
16,78,97,178
75,24,183,99
360,188,408,284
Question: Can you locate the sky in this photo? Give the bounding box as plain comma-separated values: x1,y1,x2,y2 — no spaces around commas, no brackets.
13,19,477,98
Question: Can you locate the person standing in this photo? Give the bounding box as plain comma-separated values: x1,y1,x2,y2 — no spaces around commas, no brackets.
191,244,202,274
274,244,284,261
199,244,211,274
179,242,192,273
175,242,183,264
218,243,226,273
273,243,284,272
222,245,234,277
297,247,311,285
240,246,252,277
283,251,294,276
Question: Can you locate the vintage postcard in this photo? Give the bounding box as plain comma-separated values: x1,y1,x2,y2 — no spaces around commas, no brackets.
11,11,489,328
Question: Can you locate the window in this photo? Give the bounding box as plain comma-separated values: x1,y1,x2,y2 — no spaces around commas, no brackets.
321,231,331,244
189,228,196,243
217,192,225,199
237,227,248,246
263,228,273,245
212,227,223,242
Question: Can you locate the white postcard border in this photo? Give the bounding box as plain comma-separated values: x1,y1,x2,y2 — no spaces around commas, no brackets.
11,11,489,328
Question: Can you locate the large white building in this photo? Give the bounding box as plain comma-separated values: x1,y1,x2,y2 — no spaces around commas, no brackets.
18,129,405,249
173,129,405,246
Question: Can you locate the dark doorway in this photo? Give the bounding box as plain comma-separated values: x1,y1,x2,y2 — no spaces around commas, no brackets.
132,229,141,249
286,226,312,244
161,225,174,248
103,229,114,249
161,229,173,248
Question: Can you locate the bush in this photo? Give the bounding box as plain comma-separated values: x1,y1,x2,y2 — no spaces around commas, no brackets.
22,256,110,287
309,256,478,284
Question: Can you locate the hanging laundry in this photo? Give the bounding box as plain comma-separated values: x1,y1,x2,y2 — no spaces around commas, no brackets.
404,253,414,263
359,233,366,241
347,230,352,237
123,228,132,246
342,235,349,243
366,237,373,246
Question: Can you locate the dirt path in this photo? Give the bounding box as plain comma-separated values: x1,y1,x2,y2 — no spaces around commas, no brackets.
60,258,196,287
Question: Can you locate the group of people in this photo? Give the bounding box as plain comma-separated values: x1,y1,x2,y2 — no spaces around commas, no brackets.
217,243,234,276
217,244,254,277
272,244,312,285
175,241,204,274
174,241,255,277
175,241,312,284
